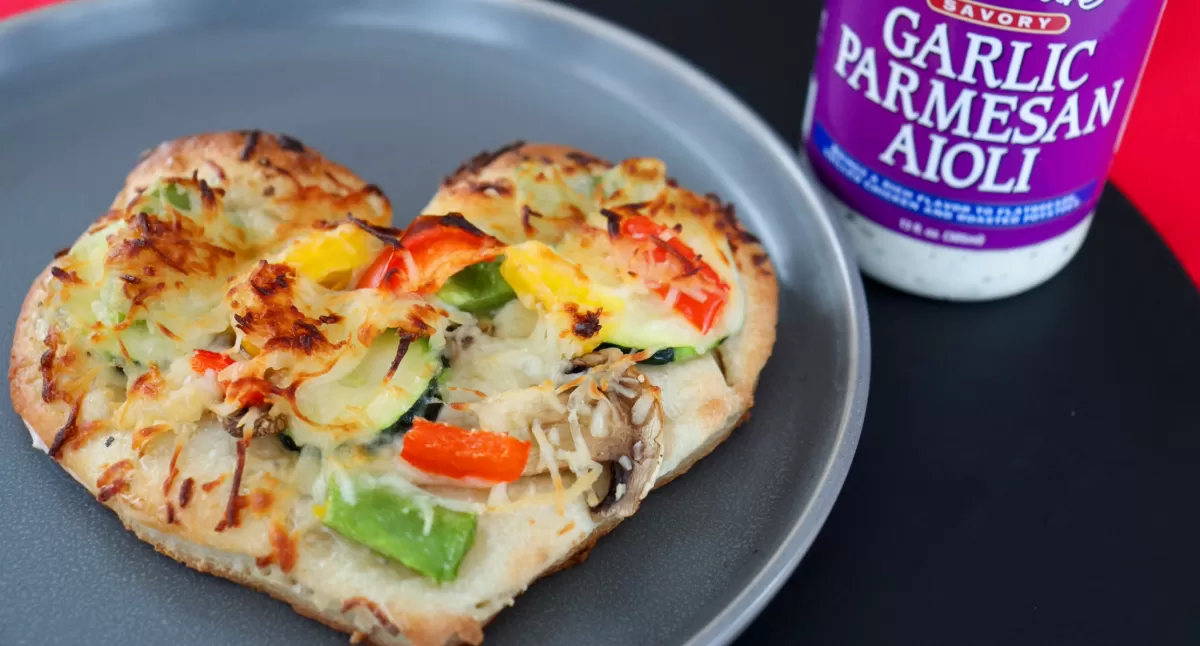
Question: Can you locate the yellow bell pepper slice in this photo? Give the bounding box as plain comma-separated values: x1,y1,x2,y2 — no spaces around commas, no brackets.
500,241,623,354
283,224,377,289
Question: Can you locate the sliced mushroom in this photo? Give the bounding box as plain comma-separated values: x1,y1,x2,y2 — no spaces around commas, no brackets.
450,350,665,521
567,346,624,373
572,354,664,521
221,406,287,439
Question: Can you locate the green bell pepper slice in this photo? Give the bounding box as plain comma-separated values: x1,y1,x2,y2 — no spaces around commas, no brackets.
436,259,516,314
322,475,476,583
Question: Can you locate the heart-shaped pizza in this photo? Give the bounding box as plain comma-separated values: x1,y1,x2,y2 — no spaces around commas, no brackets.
8,132,777,645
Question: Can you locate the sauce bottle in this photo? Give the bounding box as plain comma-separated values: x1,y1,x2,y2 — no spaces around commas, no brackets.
802,0,1168,300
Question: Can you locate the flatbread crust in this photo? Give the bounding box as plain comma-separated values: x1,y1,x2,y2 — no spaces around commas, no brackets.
9,137,778,645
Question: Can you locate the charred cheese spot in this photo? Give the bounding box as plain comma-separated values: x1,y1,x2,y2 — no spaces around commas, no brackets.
200,475,226,494
255,522,298,573
178,478,195,508
442,140,526,186
467,179,514,196
163,443,182,496
246,488,275,515
50,266,82,284
107,208,235,282
39,331,59,403
132,423,170,454
96,459,134,502
129,366,165,400
231,262,342,356
565,305,602,340
96,459,134,488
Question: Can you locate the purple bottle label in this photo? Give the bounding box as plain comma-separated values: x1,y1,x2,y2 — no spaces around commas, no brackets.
804,0,1167,250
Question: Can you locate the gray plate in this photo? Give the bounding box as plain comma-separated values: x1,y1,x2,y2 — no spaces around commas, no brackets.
0,1,868,644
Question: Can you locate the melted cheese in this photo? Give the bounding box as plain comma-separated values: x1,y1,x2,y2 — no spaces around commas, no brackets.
552,224,744,351
444,317,569,399
220,262,447,450
35,140,760,594
466,154,746,352
486,465,603,515
530,420,565,515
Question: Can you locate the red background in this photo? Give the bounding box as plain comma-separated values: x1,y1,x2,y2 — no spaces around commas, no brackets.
1,0,1196,284
1108,1,1199,284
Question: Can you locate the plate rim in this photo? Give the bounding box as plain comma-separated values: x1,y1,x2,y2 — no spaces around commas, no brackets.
0,1,871,644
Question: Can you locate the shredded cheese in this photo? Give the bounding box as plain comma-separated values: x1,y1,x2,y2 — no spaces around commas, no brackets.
564,409,598,475
445,319,570,398
556,374,588,394
28,428,49,453
321,462,485,537
238,407,262,431
399,248,419,285
332,467,357,506
663,286,680,308
631,392,655,426
530,420,565,515
487,482,510,507
487,464,603,515
589,401,610,438
419,497,435,535
367,472,486,516
609,381,636,399
291,446,322,494
678,283,709,301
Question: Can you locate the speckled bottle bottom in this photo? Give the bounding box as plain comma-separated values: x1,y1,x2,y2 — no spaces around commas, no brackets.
825,191,1093,301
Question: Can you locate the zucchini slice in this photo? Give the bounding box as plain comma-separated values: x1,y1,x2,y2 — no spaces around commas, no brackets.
288,332,442,449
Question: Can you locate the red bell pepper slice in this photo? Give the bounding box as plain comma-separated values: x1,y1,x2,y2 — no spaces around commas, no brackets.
191,351,269,407
618,215,730,334
658,286,726,336
223,376,269,408
357,246,404,292
356,214,504,294
401,418,530,483
620,214,665,239
190,349,235,374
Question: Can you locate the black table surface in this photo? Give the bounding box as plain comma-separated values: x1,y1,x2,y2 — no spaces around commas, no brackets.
563,1,1200,644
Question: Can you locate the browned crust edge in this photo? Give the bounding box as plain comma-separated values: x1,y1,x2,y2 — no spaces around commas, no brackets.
10,266,71,449
114,130,386,213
